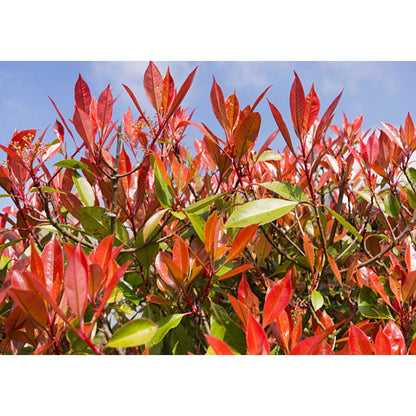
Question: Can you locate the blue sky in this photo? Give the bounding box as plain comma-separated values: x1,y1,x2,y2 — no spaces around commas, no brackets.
2,61,416,155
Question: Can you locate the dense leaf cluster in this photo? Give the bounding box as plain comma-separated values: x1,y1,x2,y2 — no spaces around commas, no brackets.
1,62,416,354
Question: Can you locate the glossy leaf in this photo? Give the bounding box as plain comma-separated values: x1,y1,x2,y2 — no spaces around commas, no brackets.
349,322,373,355
260,181,308,202
324,205,363,242
290,72,305,138
268,99,295,154
64,244,89,323
234,112,261,158
97,85,114,133
143,209,168,242
73,106,94,150
73,171,95,207
147,313,185,347
75,74,91,114
210,77,228,133
205,335,235,355
311,290,324,311
210,303,246,355
107,318,158,348
224,198,297,228
225,224,258,264
144,61,163,112
263,272,292,327
246,310,270,355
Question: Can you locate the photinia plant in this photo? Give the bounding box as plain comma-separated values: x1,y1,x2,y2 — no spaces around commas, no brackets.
1,61,416,355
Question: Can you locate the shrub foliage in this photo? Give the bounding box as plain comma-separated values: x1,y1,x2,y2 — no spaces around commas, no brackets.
1,62,416,355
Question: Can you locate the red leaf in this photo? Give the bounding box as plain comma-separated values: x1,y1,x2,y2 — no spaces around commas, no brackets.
408,337,416,355
92,261,131,326
225,224,258,264
30,240,45,287
73,106,94,150
274,307,294,353
74,74,91,114
238,274,259,314
225,92,240,132
383,321,406,355
349,322,373,355
122,84,149,127
366,131,380,167
289,321,344,355
41,235,64,299
162,67,175,113
165,67,198,122
97,85,114,133
234,112,261,159
252,85,272,112
303,84,320,133
403,112,415,148
210,77,229,133
246,310,270,355
313,90,343,147
262,271,292,327
8,288,48,329
374,327,392,355
155,253,179,289
173,238,190,278
290,72,305,138
89,234,114,273
205,335,235,355
64,244,89,324
144,61,163,112
268,100,295,155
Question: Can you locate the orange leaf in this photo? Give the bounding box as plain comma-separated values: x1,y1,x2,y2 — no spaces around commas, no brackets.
225,224,258,264
205,335,235,355
173,238,190,278
204,213,221,260
216,264,254,281
302,233,315,272
328,255,342,286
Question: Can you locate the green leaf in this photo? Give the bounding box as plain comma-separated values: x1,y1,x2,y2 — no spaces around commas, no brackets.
384,191,400,218
107,318,158,348
358,286,393,320
184,193,226,215
255,150,281,162
407,167,416,184
54,159,93,175
224,198,297,228
210,303,246,354
186,212,206,242
260,181,308,202
73,171,95,207
80,206,127,245
403,186,416,209
147,314,185,347
143,209,168,242
153,161,174,209
30,186,65,194
324,205,363,242
311,290,324,311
